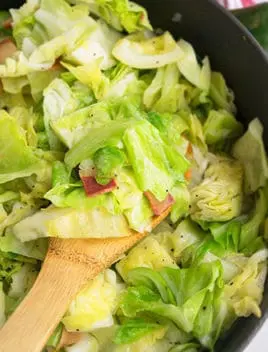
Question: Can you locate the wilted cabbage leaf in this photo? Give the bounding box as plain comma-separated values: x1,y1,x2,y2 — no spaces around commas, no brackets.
209,72,236,113
190,157,243,222
232,118,268,193
72,0,152,33
224,249,268,318
113,32,182,69
63,269,124,332
203,109,243,148
0,110,41,184
116,236,177,281
177,40,211,91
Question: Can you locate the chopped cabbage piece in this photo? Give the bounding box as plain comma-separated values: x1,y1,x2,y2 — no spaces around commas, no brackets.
8,263,38,300
232,118,268,193
13,205,131,242
224,249,268,318
177,40,211,91
209,72,236,113
190,157,243,222
0,110,41,184
113,32,182,69
79,0,152,33
116,236,177,281
203,109,243,147
68,20,121,69
63,269,124,332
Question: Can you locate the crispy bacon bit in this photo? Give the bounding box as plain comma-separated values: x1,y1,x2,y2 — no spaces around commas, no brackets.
184,142,193,181
2,18,12,29
81,175,117,197
184,168,192,181
49,59,62,71
144,191,174,216
186,142,193,159
0,39,17,64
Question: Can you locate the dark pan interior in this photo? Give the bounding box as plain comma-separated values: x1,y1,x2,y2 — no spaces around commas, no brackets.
1,0,268,351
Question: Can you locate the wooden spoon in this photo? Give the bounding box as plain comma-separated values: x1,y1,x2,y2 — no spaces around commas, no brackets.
0,209,170,352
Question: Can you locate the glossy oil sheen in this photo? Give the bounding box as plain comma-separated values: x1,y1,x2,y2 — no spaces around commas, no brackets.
2,0,268,351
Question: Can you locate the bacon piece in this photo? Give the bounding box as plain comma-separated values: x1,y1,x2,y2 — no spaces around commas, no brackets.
0,39,17,64
186,142,193,159
144,191,174,216
184,168,192,181
2,18,12,29
184,142,193,181
49,59,62,71
81,175,117,197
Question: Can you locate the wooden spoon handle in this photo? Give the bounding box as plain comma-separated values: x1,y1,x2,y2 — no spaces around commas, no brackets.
0,254,86,352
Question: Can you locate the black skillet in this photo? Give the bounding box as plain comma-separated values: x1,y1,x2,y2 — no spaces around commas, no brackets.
1,0,268,351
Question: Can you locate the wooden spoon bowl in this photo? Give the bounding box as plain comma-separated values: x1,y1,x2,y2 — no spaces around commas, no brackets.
0,209,170,352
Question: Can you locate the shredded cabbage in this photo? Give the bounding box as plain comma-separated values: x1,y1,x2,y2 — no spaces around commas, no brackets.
0,1,267,351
